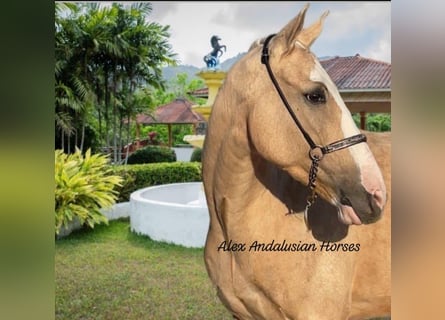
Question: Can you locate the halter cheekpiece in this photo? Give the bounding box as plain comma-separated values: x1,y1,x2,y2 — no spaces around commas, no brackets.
260,34,367,227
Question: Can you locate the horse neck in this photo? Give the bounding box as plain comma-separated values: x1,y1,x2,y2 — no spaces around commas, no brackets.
206,52,308,212
212,121,265,211
203,82,262,212
207,107,305,215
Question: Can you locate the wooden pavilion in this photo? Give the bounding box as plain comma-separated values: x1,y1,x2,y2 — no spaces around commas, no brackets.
134,98,206,147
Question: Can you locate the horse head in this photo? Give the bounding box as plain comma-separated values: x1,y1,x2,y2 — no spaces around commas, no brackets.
211,4,386,226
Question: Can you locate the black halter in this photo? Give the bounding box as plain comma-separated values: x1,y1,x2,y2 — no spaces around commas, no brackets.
260,34,367,225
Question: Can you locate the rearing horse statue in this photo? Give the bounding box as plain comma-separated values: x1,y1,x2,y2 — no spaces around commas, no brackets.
203,35,227,69
202,4,390,319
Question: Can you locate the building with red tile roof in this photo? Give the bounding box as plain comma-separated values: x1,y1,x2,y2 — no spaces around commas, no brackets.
321,55,391,129
135,98,205,125
321,54,390,90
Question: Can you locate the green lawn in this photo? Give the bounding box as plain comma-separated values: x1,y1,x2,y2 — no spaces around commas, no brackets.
55,219,231,320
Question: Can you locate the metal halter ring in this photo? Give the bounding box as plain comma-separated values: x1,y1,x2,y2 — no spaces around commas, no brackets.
309,146,324,161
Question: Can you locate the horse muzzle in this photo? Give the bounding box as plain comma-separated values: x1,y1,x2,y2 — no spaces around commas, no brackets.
337,186,386,225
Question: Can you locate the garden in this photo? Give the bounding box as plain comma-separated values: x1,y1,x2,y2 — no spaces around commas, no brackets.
54,4,217,318
54,148,224,319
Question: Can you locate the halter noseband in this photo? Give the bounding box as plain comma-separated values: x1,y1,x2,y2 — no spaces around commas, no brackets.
261,34,367,227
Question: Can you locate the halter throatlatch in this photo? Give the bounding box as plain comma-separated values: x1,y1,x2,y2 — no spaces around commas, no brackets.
261,34,367,228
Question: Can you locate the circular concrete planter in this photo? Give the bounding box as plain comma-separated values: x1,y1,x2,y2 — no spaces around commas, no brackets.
130,182,209,248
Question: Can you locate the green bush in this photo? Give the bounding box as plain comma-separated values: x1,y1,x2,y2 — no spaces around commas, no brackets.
190,148,202,162
55,149,123,235
113,162,202,202
352,113,391,132
366,113,391,132
127,146,176,164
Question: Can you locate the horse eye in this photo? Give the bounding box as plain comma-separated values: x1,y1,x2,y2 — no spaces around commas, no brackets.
304,90,326,105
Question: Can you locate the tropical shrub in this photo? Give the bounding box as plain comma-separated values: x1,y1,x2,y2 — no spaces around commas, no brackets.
113,162,202,202
352,113,391,132
366,113,391,132
127,146,176,164
190,148,202,162
55,148,123,235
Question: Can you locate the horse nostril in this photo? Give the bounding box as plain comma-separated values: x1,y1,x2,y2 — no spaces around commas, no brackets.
372,189,386,210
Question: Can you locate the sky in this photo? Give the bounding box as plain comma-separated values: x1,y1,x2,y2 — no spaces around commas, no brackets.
148,1,391,67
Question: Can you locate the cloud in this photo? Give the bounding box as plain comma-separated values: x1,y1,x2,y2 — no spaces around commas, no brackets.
183,51,203,67
146,2,390,66
150,2,180,20
212,2,300,35
323,3,390,39
365,33,391,62
311,2,390,59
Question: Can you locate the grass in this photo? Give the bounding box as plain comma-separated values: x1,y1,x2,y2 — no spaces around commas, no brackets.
55,219,391,320
55,219,232,320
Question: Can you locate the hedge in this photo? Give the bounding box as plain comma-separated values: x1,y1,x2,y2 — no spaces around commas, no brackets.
190,148,202,162
127,145,176,164
113,162,202,202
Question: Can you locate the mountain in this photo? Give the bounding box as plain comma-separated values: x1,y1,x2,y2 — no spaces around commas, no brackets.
162,64,201,82
162,52,247,82
161,53,335,84
219,52,246,71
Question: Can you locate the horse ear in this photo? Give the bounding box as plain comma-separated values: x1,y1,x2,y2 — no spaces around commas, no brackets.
278,3,309,54
296,10,329,49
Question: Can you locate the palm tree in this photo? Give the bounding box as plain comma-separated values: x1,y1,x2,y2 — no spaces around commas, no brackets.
55,3,177,159
55,4,80,152
55,3,96,152
114,3,176,162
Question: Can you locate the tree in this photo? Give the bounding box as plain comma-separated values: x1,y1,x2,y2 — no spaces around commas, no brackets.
168,73,205,104
55,3,105,153
55,3,177,162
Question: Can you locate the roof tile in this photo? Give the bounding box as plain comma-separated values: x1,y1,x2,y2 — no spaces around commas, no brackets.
135,98,206,124
320,55,391,90
188,55,391,97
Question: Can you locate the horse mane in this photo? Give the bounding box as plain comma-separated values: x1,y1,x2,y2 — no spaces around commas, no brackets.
248,37,266,52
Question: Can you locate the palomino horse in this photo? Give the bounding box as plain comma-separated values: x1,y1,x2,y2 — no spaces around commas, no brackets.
202,5,390,320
